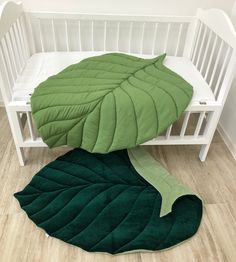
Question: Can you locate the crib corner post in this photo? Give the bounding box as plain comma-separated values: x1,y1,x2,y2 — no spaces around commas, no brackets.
199,144,210,162
199,108,222,162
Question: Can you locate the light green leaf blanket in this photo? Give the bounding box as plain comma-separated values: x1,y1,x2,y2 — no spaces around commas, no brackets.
31,53,193,152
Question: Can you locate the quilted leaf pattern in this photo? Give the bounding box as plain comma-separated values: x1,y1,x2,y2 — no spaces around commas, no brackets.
14,149,202,254
31,53,193,152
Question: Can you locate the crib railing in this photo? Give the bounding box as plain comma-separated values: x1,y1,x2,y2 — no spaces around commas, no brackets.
190,9,236,104
26,12,193,57
0,2,30,102
10,100,221,150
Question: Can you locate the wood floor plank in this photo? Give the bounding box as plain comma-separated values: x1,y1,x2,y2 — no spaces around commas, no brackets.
0,108,236,262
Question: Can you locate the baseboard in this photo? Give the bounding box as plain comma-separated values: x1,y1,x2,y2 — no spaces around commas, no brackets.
217,124,236,160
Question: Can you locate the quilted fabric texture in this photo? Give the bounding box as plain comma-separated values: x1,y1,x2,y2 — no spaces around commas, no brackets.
14,148,202,254
31,53,193,152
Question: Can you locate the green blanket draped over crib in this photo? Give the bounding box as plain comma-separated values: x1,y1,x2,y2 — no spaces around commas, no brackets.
31,53,193,153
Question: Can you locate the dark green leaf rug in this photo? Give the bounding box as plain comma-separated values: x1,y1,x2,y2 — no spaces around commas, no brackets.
14,147,202,254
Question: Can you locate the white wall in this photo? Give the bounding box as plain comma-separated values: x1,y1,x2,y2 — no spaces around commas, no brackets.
0,0,236,160
218,1,236,159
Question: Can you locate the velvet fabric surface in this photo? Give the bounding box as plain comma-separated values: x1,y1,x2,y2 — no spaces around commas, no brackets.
14,148,202,254
31,53,193,152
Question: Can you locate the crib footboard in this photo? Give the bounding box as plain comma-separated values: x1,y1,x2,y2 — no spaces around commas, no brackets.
8,100,221,164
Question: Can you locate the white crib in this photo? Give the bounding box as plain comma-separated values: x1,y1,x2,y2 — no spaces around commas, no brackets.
0,1,236,166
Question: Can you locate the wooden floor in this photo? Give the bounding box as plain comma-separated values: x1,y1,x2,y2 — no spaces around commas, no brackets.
0,107,236,262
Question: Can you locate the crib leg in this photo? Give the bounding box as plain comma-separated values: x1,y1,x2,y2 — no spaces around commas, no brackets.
199,109,222,162
16,146,26,166
199,144,210,162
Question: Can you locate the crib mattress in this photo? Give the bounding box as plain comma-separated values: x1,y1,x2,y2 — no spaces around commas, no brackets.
12,51,215,103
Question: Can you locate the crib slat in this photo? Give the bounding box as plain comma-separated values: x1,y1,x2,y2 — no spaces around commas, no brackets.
103,21,107,51
91,20,94,51
38,19,45,52
17,18,27,60
25,14,36,54
9,27,21,73
0,45,12,95
196,26,207,68
26,112,36,141
13,22,24,67
5,32,18,79
180,111,190,137
19,15,30,59
1,38,14,86
140,22,146,54
191,22,203,62
78,20,82,51
164,23,171,53
214,46,231,96
174,23,183,56
152,23,158,55
166,124,172,139
204,34,218,80
65,20,69,51
209,39,224,87
129,22,133,53
51,19,57,51
200,30,212,74
194,112,205,138
116,22,120,51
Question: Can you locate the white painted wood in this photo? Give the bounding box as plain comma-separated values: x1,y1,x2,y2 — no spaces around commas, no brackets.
165,124,172,139
163,23,171,53
51,19,57,51
78,20,82,51
103,20,107,51
28,12,193,23
140,22,145,54
197,8,236,48
180,111,190,137
195,25,207,68
191,21,203,63
209,39,224,87
128,21,133,53
5,32,17,78
116,21,120,51
16,17,27,61
65,20,69,51
217,50,236,104
38,19,44,52
175,23,183,56
204,34,218,80
12,22,24,68
152,22,158,55
25,13,36,55
0,1,23,39
194,111,205,138
214,46,231,97
1,37,14,86
91,20,94,51
200,30,212,74
8,27,21,73
183,18,199,58
0,46,11,102
26,112,36,141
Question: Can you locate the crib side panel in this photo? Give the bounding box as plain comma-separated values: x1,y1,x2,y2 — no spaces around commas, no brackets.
0,1,30,104
26,12,193,57
189,9,236,104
